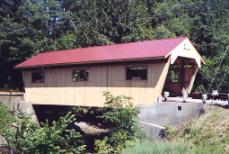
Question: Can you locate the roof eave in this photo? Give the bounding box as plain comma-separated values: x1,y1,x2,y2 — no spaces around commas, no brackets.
15,56,166,70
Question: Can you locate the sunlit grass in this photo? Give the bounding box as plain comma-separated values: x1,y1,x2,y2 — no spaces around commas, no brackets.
123,106,229,154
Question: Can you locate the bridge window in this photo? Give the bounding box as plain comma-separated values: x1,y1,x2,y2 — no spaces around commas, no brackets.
184,64,194,69
167,65,179,83
72,68,89,81
32,71,45,83
126,66,148,80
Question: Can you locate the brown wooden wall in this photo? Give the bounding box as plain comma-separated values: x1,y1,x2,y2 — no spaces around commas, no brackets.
22,61,170,107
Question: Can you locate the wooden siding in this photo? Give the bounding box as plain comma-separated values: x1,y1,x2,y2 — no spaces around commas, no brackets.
22,61,170,107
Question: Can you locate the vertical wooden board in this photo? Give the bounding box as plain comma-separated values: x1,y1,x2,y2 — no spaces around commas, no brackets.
90,66,107,83
22,71,30,87
45,69,52,87
23,61,170,107
155,60,170,94
109,65,125,82
106,63,170,106
187,67,198,93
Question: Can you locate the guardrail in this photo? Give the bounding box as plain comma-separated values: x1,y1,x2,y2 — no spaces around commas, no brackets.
168,92,229,101
0,89,22,92
190,92,228,100
0,90,24,96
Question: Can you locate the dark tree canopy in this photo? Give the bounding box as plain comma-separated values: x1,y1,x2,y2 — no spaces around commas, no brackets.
0,0,228,92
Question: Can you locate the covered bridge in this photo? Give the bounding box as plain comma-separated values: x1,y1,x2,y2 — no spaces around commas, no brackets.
16,37,204,107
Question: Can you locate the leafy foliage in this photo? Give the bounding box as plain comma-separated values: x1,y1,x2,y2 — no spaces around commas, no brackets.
0,103,15,134
3,113,86,154
1,93,143,153
95,92,144,154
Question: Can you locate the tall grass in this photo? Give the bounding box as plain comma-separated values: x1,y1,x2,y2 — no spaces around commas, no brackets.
123,107,229,154
122,139,225,154
122,139,189,154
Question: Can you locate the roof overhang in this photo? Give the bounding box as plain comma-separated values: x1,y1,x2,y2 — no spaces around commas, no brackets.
15,56,166,70
15,37,205,70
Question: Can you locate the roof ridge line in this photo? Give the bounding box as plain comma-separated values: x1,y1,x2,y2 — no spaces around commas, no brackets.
37,36,187,55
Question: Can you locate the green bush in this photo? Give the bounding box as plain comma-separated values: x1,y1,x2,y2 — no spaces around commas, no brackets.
95,92,144,154
3,113,86,154
0,103,15,134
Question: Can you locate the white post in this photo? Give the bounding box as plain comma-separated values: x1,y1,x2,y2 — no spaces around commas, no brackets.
202,93,207,104
182,88,188,103
212,90,219,104
164,91,169,102
227,93,229,107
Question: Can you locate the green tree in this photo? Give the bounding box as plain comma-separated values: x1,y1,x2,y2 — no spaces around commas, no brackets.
0,0,77,89
0,0,229,92
3,113,86,154
95,92,144,154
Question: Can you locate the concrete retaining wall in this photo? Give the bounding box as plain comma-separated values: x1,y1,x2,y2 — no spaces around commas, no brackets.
139,102,203,139
0,92,37,121
0,92,24,110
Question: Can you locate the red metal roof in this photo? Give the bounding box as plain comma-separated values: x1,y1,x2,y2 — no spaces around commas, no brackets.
15,37,186,69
